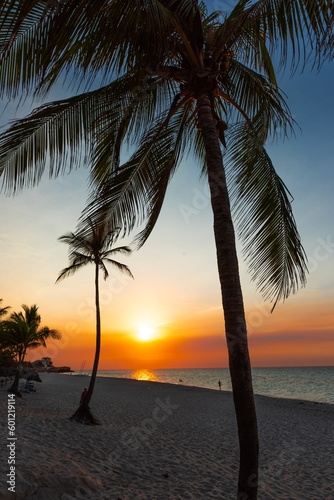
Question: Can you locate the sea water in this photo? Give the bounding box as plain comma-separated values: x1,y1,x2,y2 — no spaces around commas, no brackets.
74,366,334,404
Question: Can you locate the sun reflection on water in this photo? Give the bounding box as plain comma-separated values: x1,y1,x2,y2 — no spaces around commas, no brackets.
130,369,158,382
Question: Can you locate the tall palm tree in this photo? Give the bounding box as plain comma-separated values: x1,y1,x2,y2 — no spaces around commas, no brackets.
56,218,133,424
0,1,332,497
1,304,61,394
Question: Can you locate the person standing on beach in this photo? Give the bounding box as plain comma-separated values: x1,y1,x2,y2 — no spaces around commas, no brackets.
80,387,88,405
218,380,222,390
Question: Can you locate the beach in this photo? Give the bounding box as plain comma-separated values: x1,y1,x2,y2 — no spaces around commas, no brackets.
0,373,333,499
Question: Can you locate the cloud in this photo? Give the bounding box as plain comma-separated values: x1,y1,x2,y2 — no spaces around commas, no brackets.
250,329,333,345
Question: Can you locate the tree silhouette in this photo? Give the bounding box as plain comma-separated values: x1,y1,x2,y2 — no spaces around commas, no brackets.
0,1,332,496
56,218,133,424
1,304,61,394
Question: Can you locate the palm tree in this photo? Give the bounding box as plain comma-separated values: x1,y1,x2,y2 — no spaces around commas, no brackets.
0,300,15,367
0,1,332,497
1,304,61,394
0,301,15,366
56,218,133,424
0,298,10,318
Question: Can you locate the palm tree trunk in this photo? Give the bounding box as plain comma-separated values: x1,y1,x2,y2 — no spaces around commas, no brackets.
9,366,21,395
85,262,102,405
196,90,259,499
9,353,23,396
70,263,101,424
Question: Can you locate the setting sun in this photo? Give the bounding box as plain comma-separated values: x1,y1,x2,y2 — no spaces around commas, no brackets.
136,322,155,342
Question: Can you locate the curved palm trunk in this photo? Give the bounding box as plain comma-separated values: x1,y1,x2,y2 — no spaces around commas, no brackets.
70,263,101,425
196,91,259,499
9,366,21,395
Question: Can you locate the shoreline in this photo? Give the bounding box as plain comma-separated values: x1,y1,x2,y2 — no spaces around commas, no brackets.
82,372,334,405
1,373,333,499
65,365,334,405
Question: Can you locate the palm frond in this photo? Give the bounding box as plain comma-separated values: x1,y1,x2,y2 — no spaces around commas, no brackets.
56,260,90,283
319,9,334,60
83,100,198,247
238,0,332,71
0,72,175,195
135,101,201,246
58,231,95,258
103,245,132,257
226,122,308,309
89,75,177,189
0,1,53,96
0,80,129,194
220,60,295,141
104,258,134,279
0,86,108,193
83,118,176,241
0,0,197,96
38,327,61,340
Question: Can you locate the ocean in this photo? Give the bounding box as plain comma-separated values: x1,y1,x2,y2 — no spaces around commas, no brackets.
72,366,334,404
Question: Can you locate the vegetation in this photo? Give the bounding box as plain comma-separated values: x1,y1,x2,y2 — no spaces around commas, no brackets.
0,300,14,366
0,1,332,497
56,218,133,424
0,304,61,394
0,298,10,319
0,347,16,367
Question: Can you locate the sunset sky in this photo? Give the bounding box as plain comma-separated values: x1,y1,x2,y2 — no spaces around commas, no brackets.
0,7,333,371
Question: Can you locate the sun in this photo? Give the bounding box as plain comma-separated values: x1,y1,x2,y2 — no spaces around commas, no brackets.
136,322,155,342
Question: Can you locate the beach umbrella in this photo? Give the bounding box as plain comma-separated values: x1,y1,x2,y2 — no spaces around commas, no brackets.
20,370,42,382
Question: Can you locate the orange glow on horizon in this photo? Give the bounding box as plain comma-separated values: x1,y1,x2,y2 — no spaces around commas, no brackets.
25,297,334,371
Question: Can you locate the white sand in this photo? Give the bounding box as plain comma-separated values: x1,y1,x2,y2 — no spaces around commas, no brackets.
0,373,333,499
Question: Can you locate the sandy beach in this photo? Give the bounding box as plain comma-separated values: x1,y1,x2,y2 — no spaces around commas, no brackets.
0,373,333,500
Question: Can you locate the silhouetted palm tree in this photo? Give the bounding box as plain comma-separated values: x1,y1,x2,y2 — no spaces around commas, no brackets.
56,218,133,424
0,298,10,318
0,1,332,496
0,300,15,366
1,304,61,394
